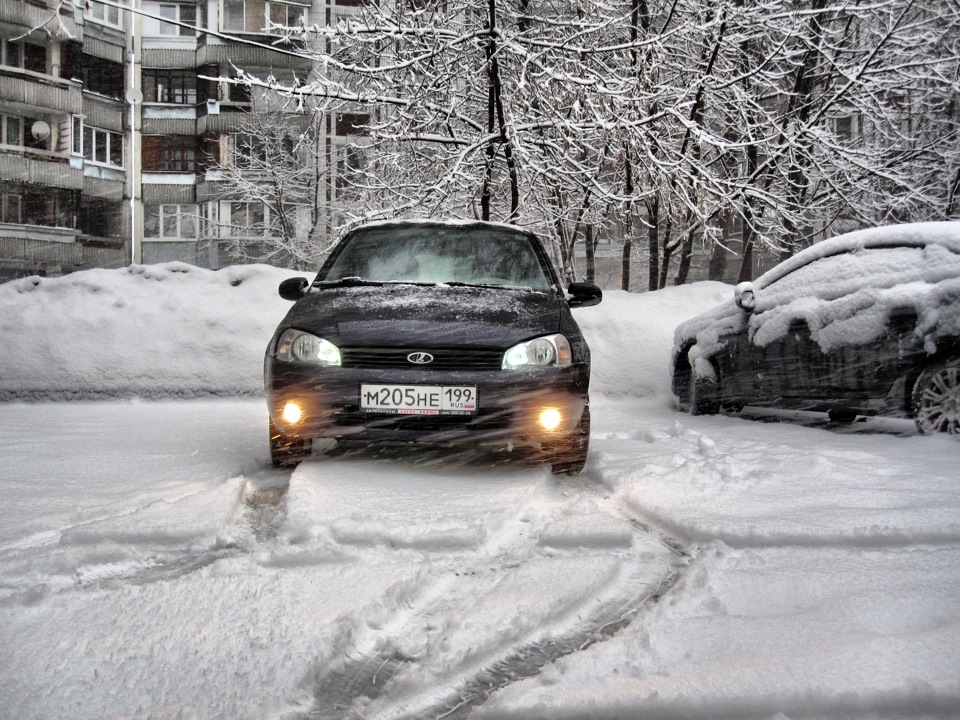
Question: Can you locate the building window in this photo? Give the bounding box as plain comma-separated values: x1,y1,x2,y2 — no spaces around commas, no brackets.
222,72,252,104
87,0,124,28
24,43,46,74
831,114,857,143
142,135,198,171
1,41,46,73
336,145,367,196
19,187,77,228
222,0,308,33
72,116,83,155
1,193,22,224
2,40,20,68
1,113,49,151
82,126,123,167
80,198,124,239
269,1,307,27
335,113,369,136
143,69,198,104
231,133,267,168
2,115,23,147
229,201,266,236
81,54,124,100
157,3,197,36
145,204,199,239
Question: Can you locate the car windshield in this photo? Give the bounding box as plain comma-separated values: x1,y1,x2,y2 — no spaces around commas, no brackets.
318,225,554,291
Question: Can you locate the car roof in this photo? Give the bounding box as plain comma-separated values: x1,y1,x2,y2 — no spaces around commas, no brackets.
339,219,539,240
758,221,960,289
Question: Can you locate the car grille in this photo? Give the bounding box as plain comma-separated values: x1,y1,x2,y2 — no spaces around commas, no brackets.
333,407,512,432
340,347,503,371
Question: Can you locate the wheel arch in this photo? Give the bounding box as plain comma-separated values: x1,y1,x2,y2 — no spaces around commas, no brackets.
671,342,695,400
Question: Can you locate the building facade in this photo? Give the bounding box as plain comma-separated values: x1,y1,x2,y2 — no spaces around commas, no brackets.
0,0,363,281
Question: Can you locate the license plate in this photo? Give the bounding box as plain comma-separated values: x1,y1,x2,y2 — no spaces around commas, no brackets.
360,384,478,415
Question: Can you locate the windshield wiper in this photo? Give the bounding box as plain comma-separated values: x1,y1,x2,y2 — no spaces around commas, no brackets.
446,281,537,291
313,276,383,288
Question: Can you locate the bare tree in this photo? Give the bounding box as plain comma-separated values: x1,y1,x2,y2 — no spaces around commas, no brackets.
215,0,960,286
210,100,337,270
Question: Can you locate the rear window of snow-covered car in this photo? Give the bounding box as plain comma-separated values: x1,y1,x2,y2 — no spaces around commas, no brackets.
751,243,960,351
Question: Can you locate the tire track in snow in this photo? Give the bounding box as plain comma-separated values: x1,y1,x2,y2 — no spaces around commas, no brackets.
0,469,292,604
290,467,691,720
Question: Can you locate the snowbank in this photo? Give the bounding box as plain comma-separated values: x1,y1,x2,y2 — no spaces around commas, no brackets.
0,263,730,400
0,263,301,399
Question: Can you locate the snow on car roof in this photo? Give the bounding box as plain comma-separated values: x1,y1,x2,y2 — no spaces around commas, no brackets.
757,221,960,289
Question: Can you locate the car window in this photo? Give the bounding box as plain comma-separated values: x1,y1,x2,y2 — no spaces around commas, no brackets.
320,226,554,290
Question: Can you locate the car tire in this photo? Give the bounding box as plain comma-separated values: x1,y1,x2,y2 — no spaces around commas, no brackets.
550,404,591,475
269,417,312,468
689,372,721,416
912,361,960,435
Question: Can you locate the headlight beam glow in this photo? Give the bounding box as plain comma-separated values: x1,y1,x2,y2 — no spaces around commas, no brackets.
538,407,562,431
282,402,303,424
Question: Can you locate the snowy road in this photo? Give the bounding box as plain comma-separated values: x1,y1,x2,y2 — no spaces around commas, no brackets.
0,397,685,719
2,394,959,720
2,268,959,718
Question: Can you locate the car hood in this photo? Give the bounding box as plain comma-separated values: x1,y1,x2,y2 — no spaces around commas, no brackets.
279,284,563,348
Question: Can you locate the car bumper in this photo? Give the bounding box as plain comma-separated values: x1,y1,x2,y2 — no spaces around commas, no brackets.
265,361,589,448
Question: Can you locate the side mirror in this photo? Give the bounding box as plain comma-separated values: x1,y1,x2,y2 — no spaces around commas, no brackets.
278,277,309,301
734,281,757,313
567,282,602,308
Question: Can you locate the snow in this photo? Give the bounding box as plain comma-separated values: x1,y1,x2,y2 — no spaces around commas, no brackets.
676,221,960,356
0,263,300,399
1,260,958,719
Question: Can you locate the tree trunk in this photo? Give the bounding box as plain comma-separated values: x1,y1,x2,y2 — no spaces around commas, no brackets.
708,217,730,281
658,219,674,290
646,195,659,291
621,235,632,292
737,142,759,283
585,224,596,285
674,226,694,285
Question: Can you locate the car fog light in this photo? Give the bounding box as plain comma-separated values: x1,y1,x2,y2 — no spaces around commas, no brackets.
282,402,303,424
539,408,562,431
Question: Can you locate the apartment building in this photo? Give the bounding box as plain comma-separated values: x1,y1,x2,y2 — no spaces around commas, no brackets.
0,0,363,280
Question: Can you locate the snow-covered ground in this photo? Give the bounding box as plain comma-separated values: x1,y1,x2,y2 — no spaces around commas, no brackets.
1,265,958,720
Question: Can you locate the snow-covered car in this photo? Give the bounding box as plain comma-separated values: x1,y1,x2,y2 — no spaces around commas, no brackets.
671,222,960,433
264,219,602,472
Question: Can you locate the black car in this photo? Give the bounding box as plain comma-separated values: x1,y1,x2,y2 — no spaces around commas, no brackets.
672,222,960,433
264,220,602,472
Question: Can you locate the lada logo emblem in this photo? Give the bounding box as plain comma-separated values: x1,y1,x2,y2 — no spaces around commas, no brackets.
407,352,434,365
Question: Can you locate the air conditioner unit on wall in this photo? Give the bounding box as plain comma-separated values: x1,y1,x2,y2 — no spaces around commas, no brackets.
206,99,220,115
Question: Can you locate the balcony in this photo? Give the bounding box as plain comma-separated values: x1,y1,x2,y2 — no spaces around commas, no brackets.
0,2,80,38
196,42,314,72
197,111,247,135
141,182,196,205
83,173,125,200
141,46,199,69
0,151,83,190
0,69,83,115
142,114,197,135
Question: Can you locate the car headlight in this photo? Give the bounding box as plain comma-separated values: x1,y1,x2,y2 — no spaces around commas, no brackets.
275,329,342,366
502,334,572,370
